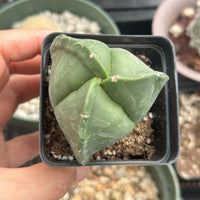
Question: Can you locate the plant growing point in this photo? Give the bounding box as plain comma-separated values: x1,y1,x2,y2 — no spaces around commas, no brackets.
49,34,169,165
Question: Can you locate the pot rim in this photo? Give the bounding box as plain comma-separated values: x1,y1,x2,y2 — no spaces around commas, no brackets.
39,33,179,167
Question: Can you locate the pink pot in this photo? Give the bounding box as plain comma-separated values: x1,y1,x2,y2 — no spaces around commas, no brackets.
152,0,200,82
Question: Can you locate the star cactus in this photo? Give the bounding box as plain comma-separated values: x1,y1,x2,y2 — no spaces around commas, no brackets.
48,34,169,165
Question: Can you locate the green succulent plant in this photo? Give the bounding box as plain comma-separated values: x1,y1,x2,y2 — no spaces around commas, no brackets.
48,34,169,165
187,6,200,56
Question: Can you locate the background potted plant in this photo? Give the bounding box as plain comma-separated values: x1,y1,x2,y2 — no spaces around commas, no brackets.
152,0,200,82
59,165,180,200
153,0,200,192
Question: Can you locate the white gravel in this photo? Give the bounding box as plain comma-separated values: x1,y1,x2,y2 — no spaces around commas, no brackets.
12,10,101,34
14,97,39,120
59,165,159,200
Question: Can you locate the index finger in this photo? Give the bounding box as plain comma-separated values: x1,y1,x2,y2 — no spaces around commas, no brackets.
0,29,52,64
0,29,53,92
0,164,89,200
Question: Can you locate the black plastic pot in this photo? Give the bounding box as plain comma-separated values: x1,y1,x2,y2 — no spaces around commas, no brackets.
40,33,179,166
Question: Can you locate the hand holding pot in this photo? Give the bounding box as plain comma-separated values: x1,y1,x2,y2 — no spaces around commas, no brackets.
0,29,88,200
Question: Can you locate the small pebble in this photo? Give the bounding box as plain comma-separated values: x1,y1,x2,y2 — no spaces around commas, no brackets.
169,23,184,38
146,138,151,144
62,156,68,160
181,7,195,18
68,156,74,161
148,112,153,119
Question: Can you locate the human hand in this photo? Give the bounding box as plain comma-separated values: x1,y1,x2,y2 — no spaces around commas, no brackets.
0,29,89,200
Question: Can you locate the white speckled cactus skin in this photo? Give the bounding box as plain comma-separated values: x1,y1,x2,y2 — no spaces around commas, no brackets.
49,34,169,165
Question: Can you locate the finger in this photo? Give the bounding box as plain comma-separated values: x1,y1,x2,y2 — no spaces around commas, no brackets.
8,55,41,75
0,54,10,93
0,163,89,200
0,29,53,92
5,132,39,168
0,29,53,64
0,74,40,127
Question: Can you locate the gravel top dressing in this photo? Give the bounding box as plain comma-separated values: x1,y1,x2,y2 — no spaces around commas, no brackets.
59,165,159,200
177,92,200,179
13,10,101,34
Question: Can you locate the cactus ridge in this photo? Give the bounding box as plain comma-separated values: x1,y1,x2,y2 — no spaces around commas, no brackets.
49,34,169,165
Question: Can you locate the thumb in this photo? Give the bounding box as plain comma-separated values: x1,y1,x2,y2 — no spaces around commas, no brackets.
0,163,89,200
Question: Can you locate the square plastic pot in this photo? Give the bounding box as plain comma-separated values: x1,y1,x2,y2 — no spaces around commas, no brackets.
40,33,179,166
